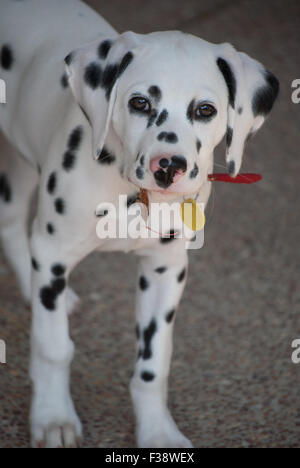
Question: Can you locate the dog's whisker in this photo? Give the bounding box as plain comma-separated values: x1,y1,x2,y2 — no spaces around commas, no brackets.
213,162,228,170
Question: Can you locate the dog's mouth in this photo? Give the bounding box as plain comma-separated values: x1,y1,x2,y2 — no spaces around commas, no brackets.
151,156,187,190
128,177,191,201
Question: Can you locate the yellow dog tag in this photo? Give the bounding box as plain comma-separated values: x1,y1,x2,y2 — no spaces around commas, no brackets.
181,199,206,231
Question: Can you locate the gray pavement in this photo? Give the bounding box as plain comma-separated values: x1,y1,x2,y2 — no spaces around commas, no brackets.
0,0,299,448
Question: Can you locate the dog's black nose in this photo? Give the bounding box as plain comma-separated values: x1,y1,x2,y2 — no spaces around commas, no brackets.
169,156,187,172
151,155,187,189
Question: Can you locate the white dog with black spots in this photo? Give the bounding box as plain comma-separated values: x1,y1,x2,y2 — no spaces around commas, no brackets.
0,0,279,448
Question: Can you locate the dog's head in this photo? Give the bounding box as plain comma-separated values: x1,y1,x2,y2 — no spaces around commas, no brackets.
66,31,279,196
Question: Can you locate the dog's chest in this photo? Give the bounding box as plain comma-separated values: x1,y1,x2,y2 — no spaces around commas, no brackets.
93,184,177,253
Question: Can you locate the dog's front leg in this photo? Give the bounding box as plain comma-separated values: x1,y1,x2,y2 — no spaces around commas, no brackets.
29,224,90,448
131,244,193,448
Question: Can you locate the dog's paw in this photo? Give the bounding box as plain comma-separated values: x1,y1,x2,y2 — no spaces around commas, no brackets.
137,415,193,448
66,287,81,316
31,396,82,448
31,423,82,448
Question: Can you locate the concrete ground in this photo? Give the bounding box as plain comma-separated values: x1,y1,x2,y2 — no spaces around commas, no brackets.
0,0,300,448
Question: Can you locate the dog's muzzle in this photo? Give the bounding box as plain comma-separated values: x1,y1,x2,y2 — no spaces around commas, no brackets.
150,154,187,189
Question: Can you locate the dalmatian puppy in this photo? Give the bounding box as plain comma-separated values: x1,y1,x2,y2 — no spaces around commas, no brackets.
0,0,278,448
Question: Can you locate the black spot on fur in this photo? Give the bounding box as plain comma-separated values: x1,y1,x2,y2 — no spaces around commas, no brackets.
62,151,76,171
157,132,166,142
252,70,279,117
217,58,236,108
64,52,74,66
1,44,14,70
228,160,235,176
135,325,140,340
141,371,155,382
166,309,176,323
47,172,57,195
187,99,195,124
40,277,66,311
97,147,116,165
196,139,202,153
98,40,112,60
178,268,186,283
160,229,178,244
155,266,167,274
147,109,158,128
55,198,65,215
136,167,144,180
47,223,55,235
52,278,66,295
31,258,40,272
143,318,157,360
190,163,199,179
0,174,12,203
61,73,69,88
226,127,233,147
139,276,149,291
68,126,83,152
96,209,109,218
51,264,66,277
157,132,178,144
127,193,139,208
140,155,145,167
84,62,102,89
238,106,243,114
102,63,119,99
62,126,83,171
148,85,162,102
101,52,133,100
156,109,168,127
40,287,56,311
118,52,134,78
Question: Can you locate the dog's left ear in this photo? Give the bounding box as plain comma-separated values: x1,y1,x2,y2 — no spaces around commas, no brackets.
65,32,139,160
216,43,279,176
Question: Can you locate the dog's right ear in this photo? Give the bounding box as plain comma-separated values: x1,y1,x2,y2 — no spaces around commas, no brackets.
65,32,139,160
215,43,279,176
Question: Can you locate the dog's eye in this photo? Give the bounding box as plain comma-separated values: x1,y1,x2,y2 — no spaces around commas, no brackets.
129,96,151,113
195,103,217,120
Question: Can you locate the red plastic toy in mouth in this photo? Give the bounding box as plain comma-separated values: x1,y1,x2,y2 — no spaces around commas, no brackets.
207,173,262,184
